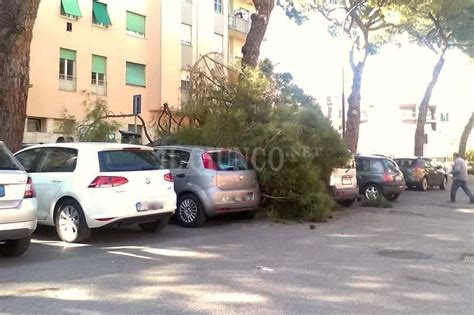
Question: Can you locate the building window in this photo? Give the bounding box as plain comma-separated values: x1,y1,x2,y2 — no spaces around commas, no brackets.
440,113,449,122
26,118,44,132
126,11,145,37
126,62,146,87
128,124,143,134
213,33,224,54
92,1,112,27
181,70,191,92
181,23,192,45
214,0,223,14
60,0,82,19
59,48,76,91
92,54,107,95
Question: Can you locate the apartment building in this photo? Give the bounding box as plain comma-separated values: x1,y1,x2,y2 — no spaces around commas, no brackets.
24,0,253,144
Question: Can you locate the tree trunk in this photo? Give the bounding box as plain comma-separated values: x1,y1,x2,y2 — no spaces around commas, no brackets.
0,0,40,152
344,62,365,153
414,53,446,157
458,112,474,159
241,0,275,68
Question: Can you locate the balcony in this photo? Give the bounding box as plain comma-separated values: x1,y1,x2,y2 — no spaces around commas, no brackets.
228,15,250,39
59,74,76,91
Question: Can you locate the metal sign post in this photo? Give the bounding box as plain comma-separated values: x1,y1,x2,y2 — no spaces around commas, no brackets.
133,95,142,140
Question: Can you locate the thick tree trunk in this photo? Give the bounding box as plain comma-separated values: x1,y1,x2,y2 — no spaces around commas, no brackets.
0,0,40,152
458,112,474,158
414,53,445,157
344,62,365,153
241,0,275,68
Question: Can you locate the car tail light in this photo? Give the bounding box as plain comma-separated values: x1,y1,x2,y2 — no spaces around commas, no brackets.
88,176,129,188
383,173,394,183
164,172,173,182
24,177,35,198
202,152,218,170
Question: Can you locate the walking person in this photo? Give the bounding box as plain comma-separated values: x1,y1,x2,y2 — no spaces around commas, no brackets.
450,153,474,204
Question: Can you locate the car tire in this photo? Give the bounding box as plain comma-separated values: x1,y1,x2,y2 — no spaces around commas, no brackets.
139,217,170,233
337,199,356,207
0,236,31,257
176,194,206,227
55,199,91,243
418,177,428,191
440,176,447,190
363,184,382,201
385,193,400,201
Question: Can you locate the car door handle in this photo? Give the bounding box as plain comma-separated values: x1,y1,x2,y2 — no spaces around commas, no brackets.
176,173,186,178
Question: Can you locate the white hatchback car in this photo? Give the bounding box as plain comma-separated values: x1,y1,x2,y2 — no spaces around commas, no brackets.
15,143,176,243
0,142,37,256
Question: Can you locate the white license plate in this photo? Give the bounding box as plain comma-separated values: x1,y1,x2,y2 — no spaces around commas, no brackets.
342,178,352,185
136,201,163,212
395,175,402,181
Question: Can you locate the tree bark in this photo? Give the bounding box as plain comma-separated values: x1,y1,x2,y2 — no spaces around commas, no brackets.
0,0,40,152
414,53,446,157
345,61,365,153
241,0,275,68
458,112,474,159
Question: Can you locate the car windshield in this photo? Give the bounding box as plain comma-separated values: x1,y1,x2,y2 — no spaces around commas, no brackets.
99,150,163,172
210,151,253,171
0,144,22,171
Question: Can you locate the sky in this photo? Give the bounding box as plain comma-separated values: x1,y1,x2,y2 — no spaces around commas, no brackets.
260,7,474,122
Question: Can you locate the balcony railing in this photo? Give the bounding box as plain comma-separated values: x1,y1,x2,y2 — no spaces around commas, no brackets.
228,15,250,35
59,74,76,91
91,79,107,96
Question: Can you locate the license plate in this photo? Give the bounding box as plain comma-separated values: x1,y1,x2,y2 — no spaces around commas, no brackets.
0,185,4,197
245,192,254,201
395,175,402,181
342,178,352,185
136,201,163,212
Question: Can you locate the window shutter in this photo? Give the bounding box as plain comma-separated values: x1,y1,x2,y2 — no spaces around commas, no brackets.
60,48,76,61
92,55,106,74
126,62,146,87
61,0,82,18
92,1,112,26
126,12,145,35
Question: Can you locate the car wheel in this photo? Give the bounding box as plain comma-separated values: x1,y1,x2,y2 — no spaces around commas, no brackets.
176,194,206,227
364,184,381,201
55,200,91,243
385,193,400,201
0,236,31,257
418,177,428,191
440,176,447,190
337,199,356,207
139,217,170,233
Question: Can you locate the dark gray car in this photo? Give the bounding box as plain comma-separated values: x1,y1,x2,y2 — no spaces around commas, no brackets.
154,146,260,227
355,155,406,201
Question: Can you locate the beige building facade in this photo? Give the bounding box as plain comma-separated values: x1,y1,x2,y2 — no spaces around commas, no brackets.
25,0,253,144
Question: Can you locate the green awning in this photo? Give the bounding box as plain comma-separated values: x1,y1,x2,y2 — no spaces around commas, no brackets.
60,48,76,60
126,62,146,87
61,0,82,18
92,55,106,74
93,1,112,26
126,11,145,35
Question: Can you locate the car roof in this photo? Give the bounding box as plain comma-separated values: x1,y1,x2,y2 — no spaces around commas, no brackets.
155,145,235,152
16,142,152,153
356,154,389,159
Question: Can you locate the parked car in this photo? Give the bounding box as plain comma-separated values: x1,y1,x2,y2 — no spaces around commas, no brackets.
355,155,406,201
14,143,176,243
0,142,37,256
329,155,358,207
154,146,260,227
394,157,448,191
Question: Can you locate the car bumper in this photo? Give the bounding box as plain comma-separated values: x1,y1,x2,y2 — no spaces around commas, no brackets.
197,186,261,217
383,184,406,195
0,220,37,241
330,186,359,201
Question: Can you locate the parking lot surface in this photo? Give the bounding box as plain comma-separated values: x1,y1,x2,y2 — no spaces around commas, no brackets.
1,180,473,314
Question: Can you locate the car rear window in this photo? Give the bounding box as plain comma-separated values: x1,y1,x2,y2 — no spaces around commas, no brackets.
0,144,22,171
99,150,162,172
395,159,415,168
382,159,399,173
209,151,253,171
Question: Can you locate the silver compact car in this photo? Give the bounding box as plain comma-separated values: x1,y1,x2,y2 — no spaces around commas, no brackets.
154,146,260,227
0,142,37,256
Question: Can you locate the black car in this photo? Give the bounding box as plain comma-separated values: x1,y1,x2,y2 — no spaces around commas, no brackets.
355,155,406,201
394,157,448,191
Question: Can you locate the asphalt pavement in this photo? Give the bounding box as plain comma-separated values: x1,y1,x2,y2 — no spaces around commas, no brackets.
1,178,473,314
